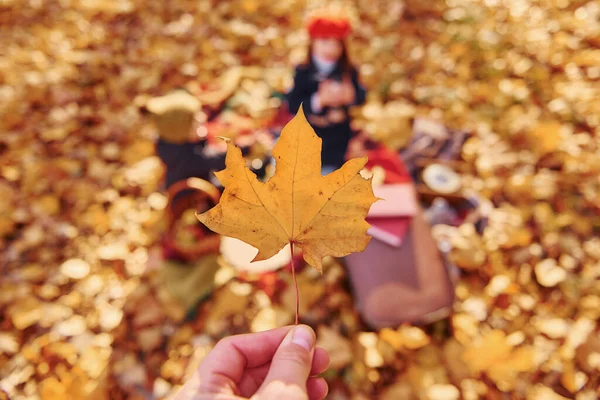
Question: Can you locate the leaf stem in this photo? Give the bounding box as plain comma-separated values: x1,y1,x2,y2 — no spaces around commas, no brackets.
290,241,299,325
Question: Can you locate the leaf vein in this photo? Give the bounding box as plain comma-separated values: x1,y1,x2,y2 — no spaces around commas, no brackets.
243,168,288,238
295,174,356,238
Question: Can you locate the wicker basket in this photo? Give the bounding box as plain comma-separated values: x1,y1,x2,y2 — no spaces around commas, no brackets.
163,177,221,262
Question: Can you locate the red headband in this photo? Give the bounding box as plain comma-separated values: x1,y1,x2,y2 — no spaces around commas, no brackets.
307,16,352,39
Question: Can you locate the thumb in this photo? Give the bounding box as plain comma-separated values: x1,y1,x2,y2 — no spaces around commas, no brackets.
254,325,315,399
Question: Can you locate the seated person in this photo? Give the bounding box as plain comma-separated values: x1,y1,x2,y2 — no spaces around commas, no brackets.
286,12,366,175
146,89,225,189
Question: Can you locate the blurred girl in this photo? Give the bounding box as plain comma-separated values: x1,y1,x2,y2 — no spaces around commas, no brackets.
286,13,366,174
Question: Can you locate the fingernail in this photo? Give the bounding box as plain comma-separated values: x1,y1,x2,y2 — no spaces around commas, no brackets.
291,325,314,352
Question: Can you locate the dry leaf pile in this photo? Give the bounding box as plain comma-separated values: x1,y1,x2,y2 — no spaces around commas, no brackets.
1,0,599,399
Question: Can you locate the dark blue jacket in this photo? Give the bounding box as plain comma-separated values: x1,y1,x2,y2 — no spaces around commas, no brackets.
156,140,225,188
286,63,366,168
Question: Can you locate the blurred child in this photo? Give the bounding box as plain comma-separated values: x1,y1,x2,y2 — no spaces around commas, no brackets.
145,90,222,313
146,89,225,189
286,12,366,174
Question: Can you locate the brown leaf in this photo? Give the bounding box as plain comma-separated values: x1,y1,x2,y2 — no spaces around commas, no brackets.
316,326,352,370
9,296,43,330
137,327,164,352
44,342,79,366
380,380,416,400
443,338,473,381
132,297,165,328
40,377,67,400
527,385,571,400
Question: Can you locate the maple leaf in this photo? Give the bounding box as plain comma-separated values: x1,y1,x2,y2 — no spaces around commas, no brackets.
197,106,377,273
462,330,535,389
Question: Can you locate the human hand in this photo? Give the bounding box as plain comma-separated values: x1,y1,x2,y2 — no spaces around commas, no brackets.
175,325,330,400
318,80,355,107
318,80,344,107
339,79,356,105
317,81,332,107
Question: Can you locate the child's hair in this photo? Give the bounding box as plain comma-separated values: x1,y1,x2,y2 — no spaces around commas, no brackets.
305,40,356,76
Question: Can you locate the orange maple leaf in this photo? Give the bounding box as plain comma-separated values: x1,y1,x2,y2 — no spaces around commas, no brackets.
197,106,378,273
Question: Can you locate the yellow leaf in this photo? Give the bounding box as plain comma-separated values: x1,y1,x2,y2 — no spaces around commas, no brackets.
560,362,588,394
380,328,403,351
462,329,535,389
195,67,243,106
399,325,431,350
527,385,570,400
528,122,562,155
426,384,460,400
0,333,19,355
316,326,353,369
462,330,512,373
197,106,377,272
487,346,535,386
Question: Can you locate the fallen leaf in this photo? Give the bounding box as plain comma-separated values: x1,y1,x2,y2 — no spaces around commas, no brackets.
316,326,352,370
250,306,292,333
462,329,535,386
560,362,588,394
198,107,377,272
379,380,416,400
575,333,600,374
0,333,19,355
113,352,147,389
195,67,243,106
39,303,74,328
44,342,79,366
527,385,570,400
281,273,325,315
60,259,91,280
487,346,535,388
9,296,43,330
358,332,385,368
365,347,384,368
137,327,164,352
18,264,46,283
160,358,186,380
2,0,599,398
38,284,61,300
132,297,165,328
535,317,569,339
154,377,172,399
40,377,67,400
443,339,473,381
563,318,595,359
97,243,129,261
463,331,511,372
399,325,431,350
54,315,87,337
426,384,460,400
535,259,567,287
98,303,124,332
204,286,250,335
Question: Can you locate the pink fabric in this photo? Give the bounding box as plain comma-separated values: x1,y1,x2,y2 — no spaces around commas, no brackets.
365,146,413,242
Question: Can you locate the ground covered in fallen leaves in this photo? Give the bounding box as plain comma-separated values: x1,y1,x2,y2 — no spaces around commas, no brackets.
1,0,599,399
